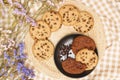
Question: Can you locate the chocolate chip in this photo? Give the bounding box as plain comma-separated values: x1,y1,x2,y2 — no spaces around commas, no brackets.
47,46,49,48
82,18,86,22
86,25,88,27
42,26,44,28
45,43,47,45
83,59,85,61
63,13,65,18
54,23,57,25
54,12,57,14
44,20,47,22
50,11,53,13
89,17,92,19
88,29,90,31
69,8,72,10
56,18,59,20
87,21,90,24
32,28,34,31
72,13,75,16
38,26,40,29
39,24,41,26
73,6,77,9
39,55,45,59
48,18,50,21
63,7,65,9
41,34,43,36
49,26,52,29
37,53,39,55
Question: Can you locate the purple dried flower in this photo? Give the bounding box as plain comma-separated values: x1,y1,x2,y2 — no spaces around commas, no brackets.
4,52,10,60
19,42,24,54
17,62,24,73
1,69,5,72
0,0,4,5
7,0,13,5
20,54,26,59
15,54,26,60
13,2,26,13
13,49,17,57
25,15,37,26
10,73,14,78
29,69,35,78
21,75,26,80
2,9,5,16
13,8,26,16
22,67,30,76
21,67,35,78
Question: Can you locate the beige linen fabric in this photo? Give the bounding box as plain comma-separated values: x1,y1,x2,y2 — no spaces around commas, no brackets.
33,0,120,80
0,0,120,80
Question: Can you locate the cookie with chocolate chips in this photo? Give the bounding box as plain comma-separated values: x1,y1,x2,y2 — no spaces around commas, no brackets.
73,11,94,33
32,40,54,61
72,36,96,54
59,4,80,26
29,20,51,40
76,49,98,70
42,10,62,32
62,58,86,74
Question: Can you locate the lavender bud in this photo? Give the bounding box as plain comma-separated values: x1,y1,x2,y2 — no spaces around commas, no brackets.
13,2,26,13
0,0,4,5
13,8,26,16
25,15,37,26
7,0,13,5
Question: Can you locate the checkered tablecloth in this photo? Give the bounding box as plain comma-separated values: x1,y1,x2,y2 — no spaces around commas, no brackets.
33,0,120,80
0,0,120,80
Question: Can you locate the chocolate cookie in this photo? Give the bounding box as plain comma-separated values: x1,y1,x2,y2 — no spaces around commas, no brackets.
62,58,86,74
72,36,96,54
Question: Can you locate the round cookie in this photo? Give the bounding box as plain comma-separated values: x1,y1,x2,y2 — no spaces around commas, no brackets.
59,4,80,26
30,20,51,40
32,40,54,61
74,11,94,33
76,49,98,70
62,58,86,74
42,10,62,32
72,36,96,54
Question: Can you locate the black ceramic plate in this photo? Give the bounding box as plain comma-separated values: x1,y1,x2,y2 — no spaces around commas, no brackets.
54,34,98,78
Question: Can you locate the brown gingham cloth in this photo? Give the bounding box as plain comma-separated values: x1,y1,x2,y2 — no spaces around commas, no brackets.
0,0,120,80
33,0,120,80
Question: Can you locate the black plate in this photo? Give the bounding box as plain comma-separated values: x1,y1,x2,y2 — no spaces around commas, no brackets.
54,34,98,78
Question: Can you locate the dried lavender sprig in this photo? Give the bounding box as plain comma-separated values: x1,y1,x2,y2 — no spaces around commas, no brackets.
7,0,13,5
0,42,35,79
33,1,56,19
0,0,4,5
